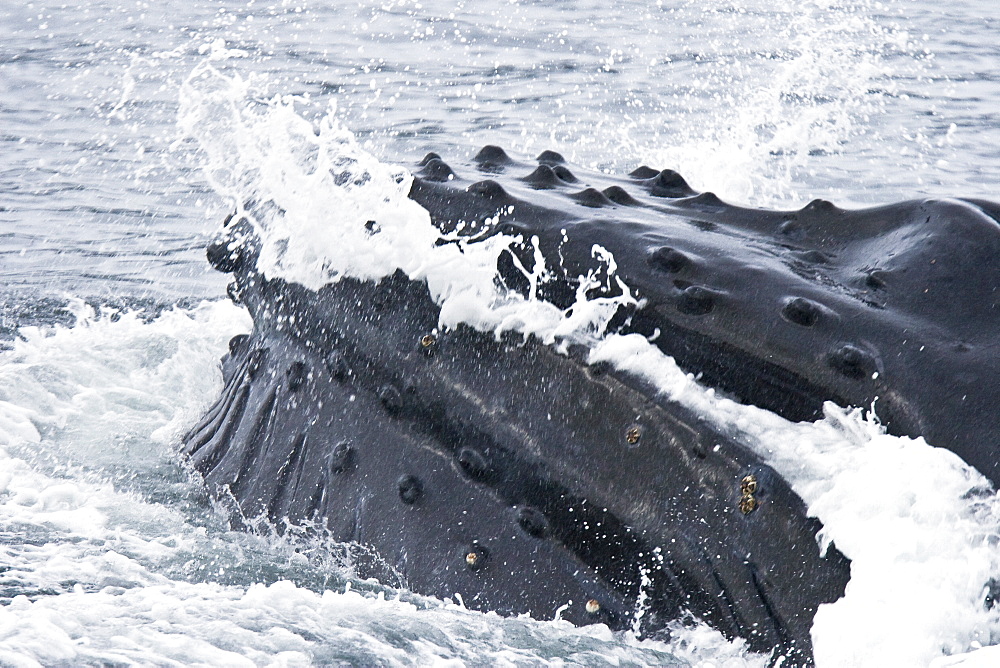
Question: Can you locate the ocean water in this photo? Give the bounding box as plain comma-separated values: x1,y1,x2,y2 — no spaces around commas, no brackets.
2,0,1000,665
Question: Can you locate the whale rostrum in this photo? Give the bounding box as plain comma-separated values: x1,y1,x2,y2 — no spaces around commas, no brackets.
408,147,1000,487
185,146,1000,665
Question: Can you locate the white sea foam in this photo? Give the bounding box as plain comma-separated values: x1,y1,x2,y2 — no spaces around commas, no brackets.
0,576,701,667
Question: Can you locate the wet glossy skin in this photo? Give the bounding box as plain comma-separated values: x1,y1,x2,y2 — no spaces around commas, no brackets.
410,147,1000,489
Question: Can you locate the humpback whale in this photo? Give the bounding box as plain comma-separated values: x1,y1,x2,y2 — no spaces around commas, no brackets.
183,145,1000,665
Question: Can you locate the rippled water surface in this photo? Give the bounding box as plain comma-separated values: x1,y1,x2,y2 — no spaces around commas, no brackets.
2,1,1000,665
4,0,999,300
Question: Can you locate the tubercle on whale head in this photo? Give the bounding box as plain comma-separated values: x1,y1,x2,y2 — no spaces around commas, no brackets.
206,214,261,274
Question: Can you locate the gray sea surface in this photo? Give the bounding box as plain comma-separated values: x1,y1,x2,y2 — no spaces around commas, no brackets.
3,0,998,302
0,1,998,665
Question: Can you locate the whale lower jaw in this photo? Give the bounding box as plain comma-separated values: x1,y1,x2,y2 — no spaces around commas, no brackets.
182,264,850,665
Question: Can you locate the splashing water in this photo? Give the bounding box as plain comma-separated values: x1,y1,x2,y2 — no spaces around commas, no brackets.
178,61,637,347
635,0,932,206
